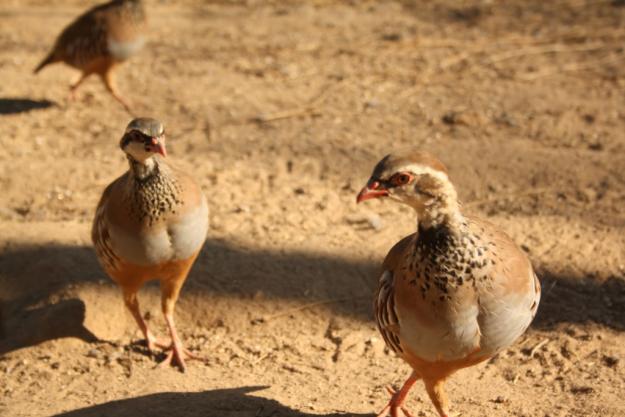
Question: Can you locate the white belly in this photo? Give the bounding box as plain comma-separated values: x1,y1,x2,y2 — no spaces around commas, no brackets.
108,200,209,266
168,200,210,261
108,37,146,61
397,301,481,362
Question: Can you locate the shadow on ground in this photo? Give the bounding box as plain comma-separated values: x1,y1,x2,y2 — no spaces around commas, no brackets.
0,298,98,354
0,244,101,354
397,0,624,33
533,271,625,331
0,98,55,115
0,240,377,354
50,386,373,417
0,241,624,354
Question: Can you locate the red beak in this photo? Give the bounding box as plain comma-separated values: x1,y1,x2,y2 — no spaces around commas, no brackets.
356,181,389,203
149,137,167,157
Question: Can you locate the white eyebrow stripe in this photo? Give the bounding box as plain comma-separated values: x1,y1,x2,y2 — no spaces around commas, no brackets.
394,164,449,182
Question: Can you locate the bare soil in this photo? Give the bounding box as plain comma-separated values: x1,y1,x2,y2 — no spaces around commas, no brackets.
1,1,625,416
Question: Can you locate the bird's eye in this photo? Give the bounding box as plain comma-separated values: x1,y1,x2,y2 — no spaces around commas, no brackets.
391,173,412,186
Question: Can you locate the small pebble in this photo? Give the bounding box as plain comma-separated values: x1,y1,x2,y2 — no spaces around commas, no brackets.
367,213,383,230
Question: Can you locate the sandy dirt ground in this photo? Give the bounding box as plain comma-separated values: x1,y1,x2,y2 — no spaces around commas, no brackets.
1,1,625,416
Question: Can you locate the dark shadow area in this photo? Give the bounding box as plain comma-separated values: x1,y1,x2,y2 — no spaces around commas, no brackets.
193,238,378,317
0,298,98,354
532,271,625,331
1,241,624,355
0,240,378,354
398,0,625,32
0,98,55,115
0,299,4,339
0,244,104,354
50,386,373,417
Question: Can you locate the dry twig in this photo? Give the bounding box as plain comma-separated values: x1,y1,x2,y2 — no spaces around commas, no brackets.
250,80,341,123
529,339,551,357
251,107,321,123
261,295,370,321
487,42,611,64
517,54,625,81
463,187,554,208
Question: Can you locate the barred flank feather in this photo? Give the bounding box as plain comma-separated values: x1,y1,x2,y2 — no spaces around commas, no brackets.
375,270,403,354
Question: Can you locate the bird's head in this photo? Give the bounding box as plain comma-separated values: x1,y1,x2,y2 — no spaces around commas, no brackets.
357,152,459,227
120,117,167,163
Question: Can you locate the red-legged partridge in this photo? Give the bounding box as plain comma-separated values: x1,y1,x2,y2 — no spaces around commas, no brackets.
92,118,209,371
34,0,147,112
357,152,541,417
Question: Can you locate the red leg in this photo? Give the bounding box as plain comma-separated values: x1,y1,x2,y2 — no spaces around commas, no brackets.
424,378,450,417
377,372,420,417
158,313,199,372
157,275,200,372
101,67,133,113
67,71,89,102
122,289,167,352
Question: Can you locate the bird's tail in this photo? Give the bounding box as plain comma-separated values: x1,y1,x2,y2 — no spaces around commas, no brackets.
33,52,56,74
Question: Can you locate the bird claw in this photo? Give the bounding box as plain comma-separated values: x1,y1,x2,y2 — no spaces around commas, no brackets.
376,385,415,417
400,406,415,417
146,337,170,353
376,404,391,417
144,331,170,353
157,342,201,372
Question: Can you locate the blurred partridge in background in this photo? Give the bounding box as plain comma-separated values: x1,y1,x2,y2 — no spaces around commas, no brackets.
34,0,147,112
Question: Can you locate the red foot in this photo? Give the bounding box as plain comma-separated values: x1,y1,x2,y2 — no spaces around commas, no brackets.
145,331,170,353
377,386,415,417
157,341,200,372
